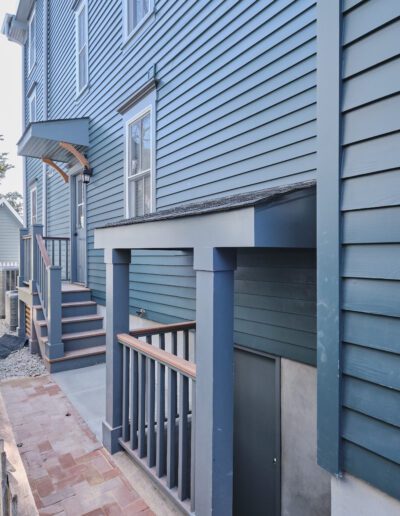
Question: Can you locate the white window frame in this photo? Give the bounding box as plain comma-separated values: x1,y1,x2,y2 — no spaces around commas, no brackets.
75,0,89,97
30,184,37,225
123,0,154,43
28,87,37,124
28,6,36,74
124,91,156,218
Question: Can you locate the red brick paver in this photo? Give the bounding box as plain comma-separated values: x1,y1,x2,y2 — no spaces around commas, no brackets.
0,375,155,516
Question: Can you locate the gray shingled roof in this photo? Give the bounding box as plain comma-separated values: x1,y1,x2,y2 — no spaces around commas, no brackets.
99,179,316,229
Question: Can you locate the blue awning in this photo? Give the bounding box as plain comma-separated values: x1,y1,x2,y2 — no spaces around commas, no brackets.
17,118,89,163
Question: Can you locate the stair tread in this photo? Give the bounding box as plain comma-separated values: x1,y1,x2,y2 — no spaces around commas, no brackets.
33,301,97,310
42,329,106,344
45,345,106,363
37,314,103,327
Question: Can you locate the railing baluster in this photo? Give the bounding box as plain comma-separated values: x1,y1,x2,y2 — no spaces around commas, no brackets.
178,373,190,501
122,346,130,442
167,367,177,489
156,360,166,477
51,240,55,265
191,385,196,513
58,240,61,269
172,331,178,355
183,329,189,360
147,358,156,468
130,350,139,450
66,240,69,281
138,354,146,458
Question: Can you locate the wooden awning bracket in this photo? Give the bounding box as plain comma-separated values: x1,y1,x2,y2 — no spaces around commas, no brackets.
42,158,69,183
59,141,90,170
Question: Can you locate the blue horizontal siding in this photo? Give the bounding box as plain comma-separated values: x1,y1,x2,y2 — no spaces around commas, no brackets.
339,0,400,494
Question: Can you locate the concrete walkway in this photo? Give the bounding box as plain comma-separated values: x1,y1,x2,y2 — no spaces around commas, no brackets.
0,375,153,515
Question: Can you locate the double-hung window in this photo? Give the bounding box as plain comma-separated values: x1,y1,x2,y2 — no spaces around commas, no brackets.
124,95,154,218
28,7,36,73
75,0,89,95
124,0,153,40
28,88,36,123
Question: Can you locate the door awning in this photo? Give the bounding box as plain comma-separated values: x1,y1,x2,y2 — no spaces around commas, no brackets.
94,180,316,251
17,118,90,164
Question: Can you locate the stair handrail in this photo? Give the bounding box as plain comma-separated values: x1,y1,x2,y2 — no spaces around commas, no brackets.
35,234,63,359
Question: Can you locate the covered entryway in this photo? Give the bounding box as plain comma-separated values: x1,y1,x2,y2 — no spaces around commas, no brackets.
94,180,316,516
234,348,280,516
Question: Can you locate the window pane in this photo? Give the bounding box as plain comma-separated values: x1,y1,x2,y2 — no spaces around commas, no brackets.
79,48,87,90
129,121,141,175
78,6,87,48
128,0,150,33
144,173,151,214
141,114,150,172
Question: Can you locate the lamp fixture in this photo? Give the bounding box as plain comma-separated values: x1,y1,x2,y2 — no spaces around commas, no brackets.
82,165,92,184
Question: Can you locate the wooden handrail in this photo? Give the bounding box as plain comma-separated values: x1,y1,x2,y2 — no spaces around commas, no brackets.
36,234,51,268
118,333,196,379
130,320,196,337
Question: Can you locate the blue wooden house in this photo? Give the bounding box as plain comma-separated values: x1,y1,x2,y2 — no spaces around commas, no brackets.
2,0,400,514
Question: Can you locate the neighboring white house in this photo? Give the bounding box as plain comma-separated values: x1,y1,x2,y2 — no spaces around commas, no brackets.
0,198,23,265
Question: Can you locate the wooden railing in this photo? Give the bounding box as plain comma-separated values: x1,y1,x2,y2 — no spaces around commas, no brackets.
36,234,51,317
118,321,196,513
44,237,70,281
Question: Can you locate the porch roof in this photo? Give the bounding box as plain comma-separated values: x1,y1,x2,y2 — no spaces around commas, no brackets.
95,180,316,250
17,118,90,163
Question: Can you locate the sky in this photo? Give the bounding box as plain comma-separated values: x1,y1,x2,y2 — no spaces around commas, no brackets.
0,0,23,195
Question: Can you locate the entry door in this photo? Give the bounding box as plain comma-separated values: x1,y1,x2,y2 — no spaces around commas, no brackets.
233,348,280,516
75,175,86,284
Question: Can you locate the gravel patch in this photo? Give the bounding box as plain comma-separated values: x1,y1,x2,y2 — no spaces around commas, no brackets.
0,318,46,379
0,347,46,379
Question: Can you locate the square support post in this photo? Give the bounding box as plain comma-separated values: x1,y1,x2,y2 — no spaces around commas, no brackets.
18,227,29,287
193,247,236,516
46,266,63,359
30,224,43,293
103,248,131,454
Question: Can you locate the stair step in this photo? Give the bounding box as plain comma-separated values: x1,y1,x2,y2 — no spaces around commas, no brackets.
42,345,106,373
42,329,105,344
45,345,106,363
37,315,103,327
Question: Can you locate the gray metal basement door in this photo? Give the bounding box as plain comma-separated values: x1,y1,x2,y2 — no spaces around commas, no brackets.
233,348,280,516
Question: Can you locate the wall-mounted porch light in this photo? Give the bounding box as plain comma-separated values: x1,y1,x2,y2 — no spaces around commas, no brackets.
82,166,92,184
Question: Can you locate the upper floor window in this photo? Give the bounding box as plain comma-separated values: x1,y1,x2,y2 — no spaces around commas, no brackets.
75,0,89,95
30,184,37,225
124,94,155,217
28,88,36,123
124,0,153,41
28,7,36,73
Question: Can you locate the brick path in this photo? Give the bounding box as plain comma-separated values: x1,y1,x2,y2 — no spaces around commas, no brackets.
0,375,154,515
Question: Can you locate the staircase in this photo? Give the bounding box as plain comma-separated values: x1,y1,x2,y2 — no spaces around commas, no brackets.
33,284,106,373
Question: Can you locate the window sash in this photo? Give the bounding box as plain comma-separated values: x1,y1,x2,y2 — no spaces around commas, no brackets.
126,0,152,37
28,92,36,123
76,1,88,94
30,187,37,225
128,173,151,217
28,9,36,72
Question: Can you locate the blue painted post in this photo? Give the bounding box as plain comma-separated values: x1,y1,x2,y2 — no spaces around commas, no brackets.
193,247,236,516
30,224,43,293
103,248,131,454
316,0,342,475
46,266,63,359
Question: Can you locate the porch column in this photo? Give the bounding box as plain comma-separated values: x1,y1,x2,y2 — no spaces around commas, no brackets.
193,247,236,516
30,224,43,293
103,248,131,454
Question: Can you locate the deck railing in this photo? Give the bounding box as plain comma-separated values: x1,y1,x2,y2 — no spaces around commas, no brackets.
118,321,196,513
44,237,70,281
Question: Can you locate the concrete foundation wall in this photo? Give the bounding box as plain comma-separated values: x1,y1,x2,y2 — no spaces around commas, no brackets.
332,474,400,516
281,358,331,516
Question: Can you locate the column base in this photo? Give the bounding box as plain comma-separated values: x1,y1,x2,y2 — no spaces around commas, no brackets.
29,338,40,355
102,421,122,454
46,341,64,359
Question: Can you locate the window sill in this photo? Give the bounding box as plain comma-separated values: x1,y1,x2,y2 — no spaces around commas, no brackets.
121,10,155,51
